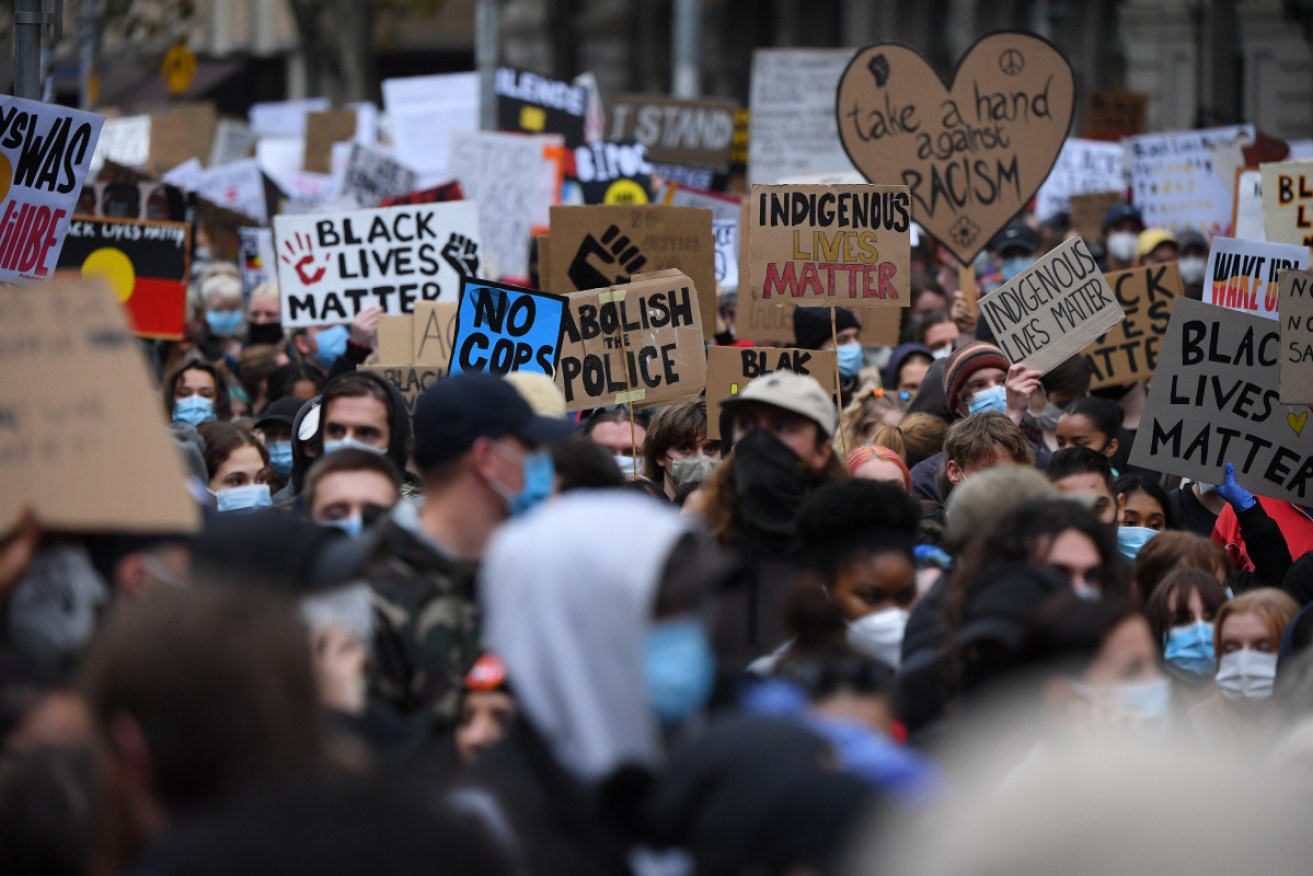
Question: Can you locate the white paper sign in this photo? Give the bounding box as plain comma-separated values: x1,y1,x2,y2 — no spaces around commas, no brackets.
1034,139,1125,222
249,98,331,138
274,201,483,326
1234,169,1266,242
714,218,739,293
1126,126,1254,236
195,159,267,222
238,227,276,296
382,73,479,182
209,119,256,167
256,137,305,187
342,143,418,208
1203,236,1309,320
162,157,204,193
749,49,857,185
90,115,150,173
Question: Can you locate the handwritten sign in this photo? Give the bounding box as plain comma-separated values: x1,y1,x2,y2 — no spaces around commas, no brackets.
382,72,479,183
90,115,149,173
274,201,482,326
449,278,567,376
360,365,443,418
749,49,857,185
1281,269,1313,404
978,235,1124,374
1069,191,1124,244
341,143,418,208
1034,139,1125,223
209,118,256,166
1203,236,1309,321
606,95,738,171
238,227,275,298
195,159,268,223
496,67,587,148
836,32,1075,264
1126,126,1254,236
706,346,837,440
1131,297,1313,505
1083,91,1148,141
1083,262,1184,389
1261,159,1313,252
1234,169,1266,241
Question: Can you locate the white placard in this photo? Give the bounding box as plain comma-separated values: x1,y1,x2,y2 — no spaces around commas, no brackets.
749,49,857,185
1034,139,1125,222
382,73,479,181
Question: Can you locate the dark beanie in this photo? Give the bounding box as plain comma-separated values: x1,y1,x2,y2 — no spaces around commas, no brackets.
792,306,860,351
942,340,1010,414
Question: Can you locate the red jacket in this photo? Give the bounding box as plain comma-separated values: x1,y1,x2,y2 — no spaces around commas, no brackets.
1211,497,1313,572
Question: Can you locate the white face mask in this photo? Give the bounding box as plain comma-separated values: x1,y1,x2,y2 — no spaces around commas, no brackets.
1216,650,1277,702
1107,231,1139,263
846,606,910,668
1177,255,1206,285
931,344,953,361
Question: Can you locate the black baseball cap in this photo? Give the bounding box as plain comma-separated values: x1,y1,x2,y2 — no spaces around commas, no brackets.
990,222,1040,256
254,396,307,431
412,372,575,468
1103,203,1144,232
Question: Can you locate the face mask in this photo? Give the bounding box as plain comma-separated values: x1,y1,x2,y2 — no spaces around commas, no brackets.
1032,402,1063,432
213,483,272,513
173,395,216,426
302,584,374,648
645,616,716,725
1164,620,1216,678
670,455,718,489
1116,525,1159,560
266,439,294,477
931,344,953,361
1071,676,1172,726
1177,255,1206,285
247,321,285,345
1216,650,1277,702
323,436,388,457
321,514,364,538
490,445,556,517
733,429,812,542
1000,256,1032,282
1107,231,1139,263
1073,582,1101,601
846,606,910,668
5,543,108,667
1195,481,1219,495
312,324,350,369
205,309,244,338
836,342,864,379
967,384,1007,416
613,455,638,478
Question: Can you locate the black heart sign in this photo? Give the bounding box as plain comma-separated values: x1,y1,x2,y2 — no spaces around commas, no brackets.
836,32,1076,264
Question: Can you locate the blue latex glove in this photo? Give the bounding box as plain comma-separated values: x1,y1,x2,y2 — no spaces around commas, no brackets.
1216,462,1256,512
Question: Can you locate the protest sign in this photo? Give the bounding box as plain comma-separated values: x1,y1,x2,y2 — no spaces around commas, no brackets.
360,364,444,418
1203,236,1309,321
195,159,268,223
496,67,587,148
413,300,459,366
1234,169,1266,241
570,140,653,205
836,32,1075,265
162,157,204,193
705,346,838,440
342,144,418,208
304,109,357,174
0,279,200,532
545,205,717,339
147,102,217,175
90,115,149,173
376,315,414,363
1083,262,1184,389
606,95,738,171
1126,126,1254,235
0,97,103,284
662,184,741,222
731,108,749,176
1083,91,1148,141
1130,297,1313,505
1261,159,1313,252
714,219,739,293
449,278,567,376
749,49,857,185
748,184,912,308
1280,269,1313,404
361,302,458,417
209,118,256,166
382,72,479,182
448,131,558,283
249,97,330,137
379,181,465,208
555,269,706,410
978,235,1124,374
85,181,186,223
274,201,482,326
1034,139,1125,222
57,217,191,339
1069,191,1124,244
237,226,275,297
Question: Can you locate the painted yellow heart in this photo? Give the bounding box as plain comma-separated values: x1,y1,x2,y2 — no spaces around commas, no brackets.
1289,410,1309,436
836,32,1075,264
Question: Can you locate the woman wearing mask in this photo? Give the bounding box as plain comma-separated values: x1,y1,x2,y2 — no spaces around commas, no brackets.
196,270,246,363
1115,474,1175,561
164,360,232,426
197,421,272,512
640,402,720,501
1055,397,1123,468
1025,356,1091,451
1144,568,1228,702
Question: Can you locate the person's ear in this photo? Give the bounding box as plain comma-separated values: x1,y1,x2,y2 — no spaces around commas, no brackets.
292,335,310,358
811,436,834,472
115,554,148,600
468,438,499,486
1104,437,1119,458
946,459,964,486
1117,492,1127,515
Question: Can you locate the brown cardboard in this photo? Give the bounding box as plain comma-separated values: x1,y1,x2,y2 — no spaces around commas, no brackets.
1069,191,1123,244
836,33,1075,265
359,365,444,418
1083,90,1148,141
546,205,716,340
978,235,1124,374
1131,297,1313,505
747,184,911,308
412,301,460,367
304,109,357,174
705,346,838,440
0,279,200,532
376,314,414,364
555,269,706,411
537,233,553,292
1083,262,1184,389
605,94,739,170
1261,160,1313,253
148,102,217,174
1280,269,1313,404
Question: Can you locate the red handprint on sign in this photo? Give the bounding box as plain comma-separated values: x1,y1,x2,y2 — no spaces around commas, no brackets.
280,232,328,286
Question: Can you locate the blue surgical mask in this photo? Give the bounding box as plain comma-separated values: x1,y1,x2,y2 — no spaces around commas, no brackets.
613,454,638,478
313,325,350,369
213,483,272,513
323,436,388,457
266,440,294,477
173,395,216,426
1164,620,1216,678
836,342,864,379
205,309,244,338
1072,676,1172,724
967,384,1007,416
491,444,556,516
645,615,716,725
1000,256,1032,282
1116,525,1159,560
321,514,363,538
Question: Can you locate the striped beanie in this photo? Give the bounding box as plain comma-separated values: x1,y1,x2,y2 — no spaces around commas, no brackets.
942,341,1010,415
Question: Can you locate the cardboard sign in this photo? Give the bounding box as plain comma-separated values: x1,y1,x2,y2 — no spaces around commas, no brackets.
274,201,482,326
359,364,443,418
1126,126,1254,235
1130,297,1313,505
748,184,911,308
663,184,742,222
1280,269,1313,404
382,72,479,182
749,49,857,185
1083,91,1148,141
0,279,200,532
0,97,104,283
836,33,1075,265
147,103,217,176
978,236,1124,374
1234,169,1266,241
1069,191,1124,244
571,140,653,205
237,226,275,297
449,278,567,376
545,205,716,339
555,269,706,410
380,181,465,208
705,346,838,440
496,67,587,148
1203,236,1309,321
303,109,357,174
362,302,459,417
412,300,459,366
606,95,738,171
1034,139,1125,222
341,144,419,208
1261,160,1313,252
1083,262,1184,389
56,217,191,339
210,118,256,166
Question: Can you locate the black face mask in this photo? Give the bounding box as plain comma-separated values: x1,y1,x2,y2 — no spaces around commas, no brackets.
732,429,814,549
247,322,285,346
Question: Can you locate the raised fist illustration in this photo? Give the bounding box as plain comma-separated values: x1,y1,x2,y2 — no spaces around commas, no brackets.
280,233,328,286
568,224,648,291
441,233,481,277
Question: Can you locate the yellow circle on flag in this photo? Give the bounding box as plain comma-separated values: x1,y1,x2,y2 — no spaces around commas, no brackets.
0,153,12,205
162,43,197,96
82,247,136,303
604,179,649,205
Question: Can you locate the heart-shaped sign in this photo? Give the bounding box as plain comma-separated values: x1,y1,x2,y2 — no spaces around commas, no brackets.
836,32,1075,264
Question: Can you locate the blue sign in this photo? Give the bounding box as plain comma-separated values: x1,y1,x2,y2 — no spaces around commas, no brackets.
449,278,568,376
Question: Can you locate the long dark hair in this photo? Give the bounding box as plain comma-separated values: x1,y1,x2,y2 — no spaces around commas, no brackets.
164,360,233,421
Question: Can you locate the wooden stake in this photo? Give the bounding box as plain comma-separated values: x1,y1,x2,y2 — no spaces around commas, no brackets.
831,307,849,460
958,261,978,314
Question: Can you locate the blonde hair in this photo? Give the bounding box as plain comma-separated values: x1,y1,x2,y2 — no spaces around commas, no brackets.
1215,589,1299,654
839,383,907,454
